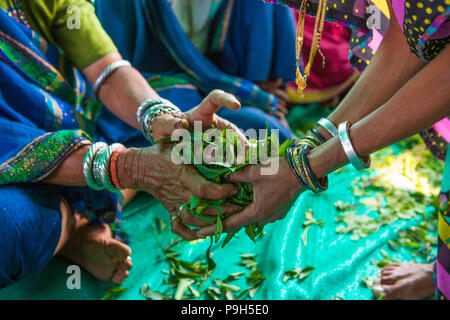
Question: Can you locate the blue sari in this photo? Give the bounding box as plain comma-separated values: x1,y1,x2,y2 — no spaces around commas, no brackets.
0,10,120,288
94,0,296,146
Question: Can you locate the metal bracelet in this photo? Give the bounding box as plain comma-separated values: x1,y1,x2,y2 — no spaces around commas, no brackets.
98,143,125,193
317,118,339,137
92,60,131,99
83,142,108,191
136,98,182,143
338,121,371,171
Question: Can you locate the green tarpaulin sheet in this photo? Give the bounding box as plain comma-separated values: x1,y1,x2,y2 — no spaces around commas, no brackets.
0,106,437,300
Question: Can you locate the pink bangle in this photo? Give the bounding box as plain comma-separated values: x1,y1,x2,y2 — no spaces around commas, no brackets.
110,146,126,190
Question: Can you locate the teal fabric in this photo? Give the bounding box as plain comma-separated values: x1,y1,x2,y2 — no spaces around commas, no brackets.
442,150,450,192
0,164,436,300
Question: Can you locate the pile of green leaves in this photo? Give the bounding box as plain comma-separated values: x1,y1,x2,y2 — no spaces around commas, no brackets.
334,136,442,242
140,249,266,300
175,126,295,247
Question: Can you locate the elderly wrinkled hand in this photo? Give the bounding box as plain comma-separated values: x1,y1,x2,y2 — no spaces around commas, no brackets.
116,143,239,240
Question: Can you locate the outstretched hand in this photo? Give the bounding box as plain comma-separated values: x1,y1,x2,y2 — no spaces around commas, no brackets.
151,90,248,144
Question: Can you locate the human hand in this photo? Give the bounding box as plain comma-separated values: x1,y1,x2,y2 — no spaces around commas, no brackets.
257,78,290,114
116,144,238,240
196,158,304,237
151,90,248,144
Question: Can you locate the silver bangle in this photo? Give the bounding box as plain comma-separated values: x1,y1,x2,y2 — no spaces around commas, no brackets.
338,121,371,170
92,60,131,99
136,98,182,143
317,118,339,137
83,142,108,191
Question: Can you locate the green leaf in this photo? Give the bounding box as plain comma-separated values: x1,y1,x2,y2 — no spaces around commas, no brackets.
278,138,296,157
140,284,171,300
100,286,128,300
214,216,223,242
174,279,195,300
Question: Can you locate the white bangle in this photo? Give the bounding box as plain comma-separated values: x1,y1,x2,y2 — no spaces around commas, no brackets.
338,121,371,170
92,60,131,99
317,118,339,137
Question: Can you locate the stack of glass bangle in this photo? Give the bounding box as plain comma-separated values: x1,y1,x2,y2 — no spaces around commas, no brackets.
83,142,125,192
286,117,371,193
286,135,328,193
136,98,182,144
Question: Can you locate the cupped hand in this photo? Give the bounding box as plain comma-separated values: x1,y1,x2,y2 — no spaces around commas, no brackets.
117,144,238,240
196,158,304,238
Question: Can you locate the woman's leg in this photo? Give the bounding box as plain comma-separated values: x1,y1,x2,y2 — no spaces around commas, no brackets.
0,184,132,289
0,184,64,288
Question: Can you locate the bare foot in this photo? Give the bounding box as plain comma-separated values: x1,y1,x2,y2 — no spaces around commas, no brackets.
372,263,435,300
59,213,132,284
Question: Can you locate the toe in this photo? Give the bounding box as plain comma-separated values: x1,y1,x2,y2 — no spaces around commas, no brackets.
111,264,130,284
380,283,408,300
380,275,398,285
106,240,132,263
120,256,133,271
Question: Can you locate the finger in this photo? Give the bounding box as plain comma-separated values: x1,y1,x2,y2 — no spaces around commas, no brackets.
181,166,237,200
197,204,258,237
179,208,208,228
152,113,189,141
227,165,261,183
171,216,198,241
201,204,242,216
274,88,289,104
213,116,249,147
192,90,241,122
204,90,241,113
277,104,289,114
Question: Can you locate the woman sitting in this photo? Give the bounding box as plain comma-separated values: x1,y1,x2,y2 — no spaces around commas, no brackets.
0,0,241,288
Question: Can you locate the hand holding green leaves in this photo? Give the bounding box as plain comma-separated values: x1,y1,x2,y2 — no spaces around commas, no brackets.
116,143,237,240
195,135,301,239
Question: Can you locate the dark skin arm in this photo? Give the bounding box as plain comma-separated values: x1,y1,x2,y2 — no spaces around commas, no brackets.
197,6,450,236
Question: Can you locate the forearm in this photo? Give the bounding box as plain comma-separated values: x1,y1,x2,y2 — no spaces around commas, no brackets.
82,52,161,130
318,2,426,139
43,146,89,186
309,44,450,178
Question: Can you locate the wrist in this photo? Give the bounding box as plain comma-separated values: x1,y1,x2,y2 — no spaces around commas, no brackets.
307,137,348,178
281,158,304,193
116,148,141,189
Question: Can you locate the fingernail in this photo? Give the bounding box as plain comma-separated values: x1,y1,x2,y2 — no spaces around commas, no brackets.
174,120,181,129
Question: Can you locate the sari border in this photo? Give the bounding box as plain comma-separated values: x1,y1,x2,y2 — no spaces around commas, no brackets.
0,130,92,184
